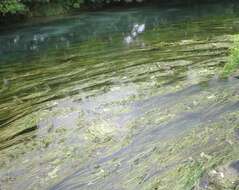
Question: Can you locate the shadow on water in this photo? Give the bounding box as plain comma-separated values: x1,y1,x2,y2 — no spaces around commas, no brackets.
0,1,239,190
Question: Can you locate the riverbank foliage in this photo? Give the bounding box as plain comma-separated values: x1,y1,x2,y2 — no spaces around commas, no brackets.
222,35,239,77
0,0,146,16
0,0,82,15
0,0,230,17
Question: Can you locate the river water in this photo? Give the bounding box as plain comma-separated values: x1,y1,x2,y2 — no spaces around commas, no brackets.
0,2,239,190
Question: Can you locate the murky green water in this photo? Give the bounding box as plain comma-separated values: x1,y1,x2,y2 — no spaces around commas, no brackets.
1,2,239,190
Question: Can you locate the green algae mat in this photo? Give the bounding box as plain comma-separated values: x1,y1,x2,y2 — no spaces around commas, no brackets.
0,3,239,190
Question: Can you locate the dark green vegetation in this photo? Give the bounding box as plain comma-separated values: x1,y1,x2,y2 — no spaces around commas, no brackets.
0,0,229,17
0,2,239,190
0,0,85,17
0,0,143,16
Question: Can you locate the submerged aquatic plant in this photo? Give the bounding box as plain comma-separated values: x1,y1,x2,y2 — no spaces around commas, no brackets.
222,35,239,77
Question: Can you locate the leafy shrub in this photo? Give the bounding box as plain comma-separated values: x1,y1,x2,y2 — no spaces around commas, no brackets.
222,36,239,77
0,0,26,15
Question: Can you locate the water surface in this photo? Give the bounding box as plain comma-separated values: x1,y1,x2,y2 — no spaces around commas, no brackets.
0,2,239,190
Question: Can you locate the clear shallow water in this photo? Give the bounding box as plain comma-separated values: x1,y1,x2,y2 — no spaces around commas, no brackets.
0,2,239,190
